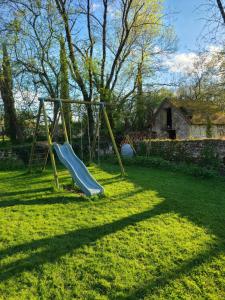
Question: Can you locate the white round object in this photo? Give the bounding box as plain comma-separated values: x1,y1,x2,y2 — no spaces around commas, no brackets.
121,143,134,158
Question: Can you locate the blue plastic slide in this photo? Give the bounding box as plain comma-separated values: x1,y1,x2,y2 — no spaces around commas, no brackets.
53,142,104,196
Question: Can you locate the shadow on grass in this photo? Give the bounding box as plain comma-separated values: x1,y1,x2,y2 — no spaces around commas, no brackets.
0,170,45,180
99,174,125,186
0,187,144,208
121,241,224,299
0,195,85,208
0,201,224,294
98,163,225,298
0,187,52,199
0,203,165,281
100,163,225,241
0,167,71,185
0,163,225,298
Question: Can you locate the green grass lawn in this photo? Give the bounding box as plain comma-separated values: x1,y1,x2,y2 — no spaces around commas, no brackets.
0,163,224,299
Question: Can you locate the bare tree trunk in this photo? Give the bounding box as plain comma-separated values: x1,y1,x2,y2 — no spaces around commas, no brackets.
0,44,23,143
55,0,94,139
1,94,22,142
86,104,94,140
216,0,225,23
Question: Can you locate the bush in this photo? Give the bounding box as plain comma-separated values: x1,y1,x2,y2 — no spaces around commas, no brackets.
0,159,25,170
12,144,31,163
134,140,222,170
120,156,220,179
199,146,221,169
0,144,31,171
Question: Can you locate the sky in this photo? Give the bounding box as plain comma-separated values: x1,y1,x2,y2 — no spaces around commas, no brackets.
161,0,224,77
0,0,221,99
165,0,207,53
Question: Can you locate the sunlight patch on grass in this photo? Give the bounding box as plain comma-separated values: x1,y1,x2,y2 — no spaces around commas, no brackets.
0,164,224,299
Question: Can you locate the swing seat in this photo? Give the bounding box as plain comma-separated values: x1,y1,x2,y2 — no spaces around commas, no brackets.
53,142,104,196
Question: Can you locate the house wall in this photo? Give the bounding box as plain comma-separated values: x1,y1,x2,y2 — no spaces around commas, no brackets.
190,125,207,138
213,125,225,138
153,102,190,139
154,102,225,139
190,125,225,139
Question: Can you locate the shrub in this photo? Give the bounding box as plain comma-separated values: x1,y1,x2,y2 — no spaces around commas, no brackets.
199,145,221,169
0,159,25,170
119,156,220,179
134,140,222,170
0,144,31,170
12,144,31,163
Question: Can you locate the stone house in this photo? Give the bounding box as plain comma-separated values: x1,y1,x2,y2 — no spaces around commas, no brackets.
153,99,225,139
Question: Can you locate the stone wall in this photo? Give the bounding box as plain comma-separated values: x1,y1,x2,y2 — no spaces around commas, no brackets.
0,144,31,164
0,149,19,160
137,139,225,166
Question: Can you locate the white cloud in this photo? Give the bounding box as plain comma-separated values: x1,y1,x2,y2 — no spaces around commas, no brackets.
108,4,121,18
164,45,222,74
91,2,119,18
207,45,222,53
92,3,101,11
165,52,198,73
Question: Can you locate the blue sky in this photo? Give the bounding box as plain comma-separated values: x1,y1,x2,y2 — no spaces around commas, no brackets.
160,0,222,78
165,0,206,52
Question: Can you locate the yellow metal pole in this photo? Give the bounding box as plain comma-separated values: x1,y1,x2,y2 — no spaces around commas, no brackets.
102,105,125,176
42,99,60,189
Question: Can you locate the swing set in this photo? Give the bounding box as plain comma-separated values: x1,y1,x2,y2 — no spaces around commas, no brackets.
29,97,125,196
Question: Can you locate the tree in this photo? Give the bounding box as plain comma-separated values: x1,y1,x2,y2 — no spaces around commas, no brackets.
60,36,71,140
117,87,174,133
175,49,225,108
54,0,168,136
135,62,145,129
200,0,225,44
0,0,174,139
0,0,65,117
216,0,225,23
0,43,23,142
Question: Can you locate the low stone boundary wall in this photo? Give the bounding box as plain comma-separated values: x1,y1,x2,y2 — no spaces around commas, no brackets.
0,149,19,160
0,144,31,164
136,139,225,166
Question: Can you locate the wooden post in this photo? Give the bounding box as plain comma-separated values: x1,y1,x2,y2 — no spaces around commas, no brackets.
42,110,61,171
102,104,125,176
42,99,60,189
28,102,43,171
